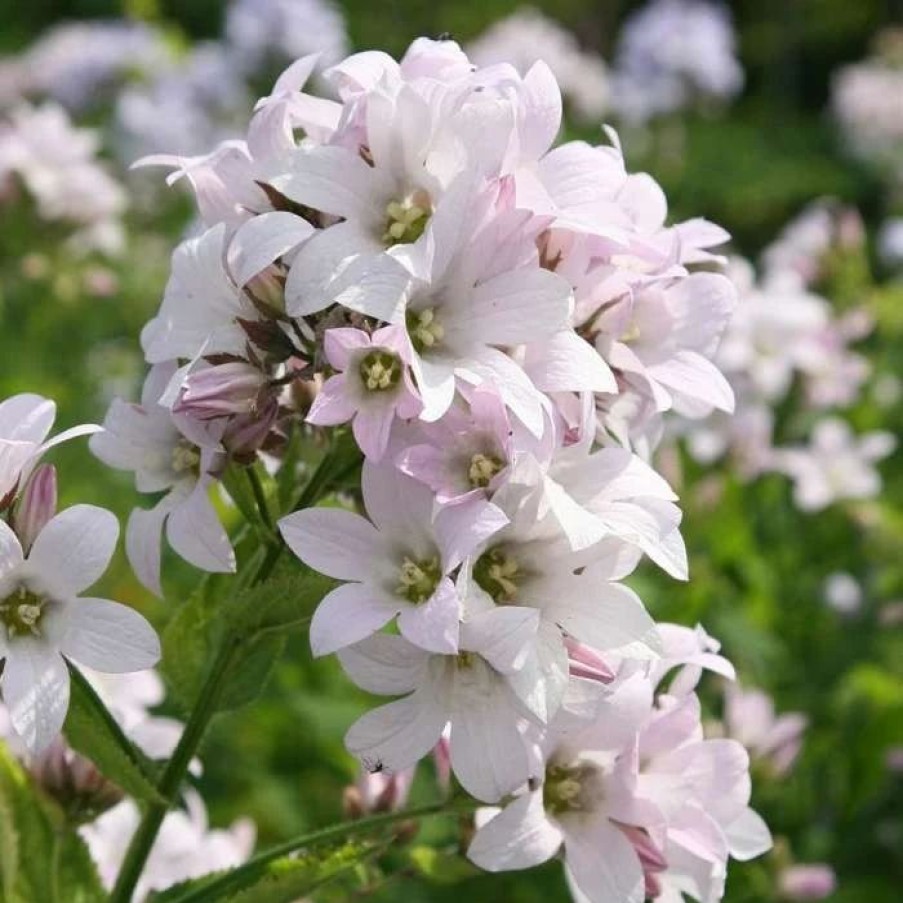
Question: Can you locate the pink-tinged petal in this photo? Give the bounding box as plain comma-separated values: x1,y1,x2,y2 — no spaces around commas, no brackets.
61,598,160,673
331,251,413,325
450,688,529,802
306,374,357,427
544,579,661,659
228,211,314,287
278,507,384,581
434,499,508,572
506,621,569,724
725,807,772,861
283,221,376,317
520,61,563,161
647,351,735,414
337,634,430,695
345,691,447,773
0,394,56,444
397,579,460,654
412,355,456,423
165,485,235,575
270,145,390,222
0,440,38,501
562,816,645,903
125,500,171,597
465,347,545,438
576,671,654,752
525,329,617,394
361,461,434,543
324,328,371,370
352,406,395,461
468,790,563,871
455,268,571,347
27,505,118,597
309,583,399,657
462,606,540,674
0,519,25,585
396,442,445,490
2,639,70,754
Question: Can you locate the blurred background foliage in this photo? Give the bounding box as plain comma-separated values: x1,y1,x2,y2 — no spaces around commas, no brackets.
1,1,902,902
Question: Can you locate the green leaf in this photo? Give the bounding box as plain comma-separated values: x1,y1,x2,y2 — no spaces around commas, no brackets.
63,666,163,804
149,841,375,903
407,845,478,884
0,747,105,903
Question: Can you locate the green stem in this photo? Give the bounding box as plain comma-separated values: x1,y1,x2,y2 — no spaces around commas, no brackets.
110,440,361,900
167,800,477,903
108,637,241,903
245,466,274,532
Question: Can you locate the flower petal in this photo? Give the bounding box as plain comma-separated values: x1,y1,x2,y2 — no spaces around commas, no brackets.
27,505,118,597
61,598,160,673
165,485,235,575
397,578,460,654
309,583,399,657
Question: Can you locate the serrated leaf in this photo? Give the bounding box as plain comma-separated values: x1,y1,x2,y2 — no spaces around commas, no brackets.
63,666,163,804
0,747,105,903
149,840,376,903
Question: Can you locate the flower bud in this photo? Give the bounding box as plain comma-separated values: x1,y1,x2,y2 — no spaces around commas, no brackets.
222,394,280,461
30,738,124,824
618,825,668,899
174,363,267,420
564,637,616,684
778,864,837,900
13,464,57,553
245,267,286,317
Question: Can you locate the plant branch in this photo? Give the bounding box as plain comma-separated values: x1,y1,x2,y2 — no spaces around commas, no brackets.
166,799,478,903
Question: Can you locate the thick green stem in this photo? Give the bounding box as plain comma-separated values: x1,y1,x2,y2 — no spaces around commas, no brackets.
108,638,240,903
167,799,478,903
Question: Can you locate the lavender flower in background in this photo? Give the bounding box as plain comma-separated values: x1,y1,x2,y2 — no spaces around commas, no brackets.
466,8,609,122
0,19,171,113
611,0,744,123
225,0,349,74
0,103,126,254
778,864,837,901
114,42,252,161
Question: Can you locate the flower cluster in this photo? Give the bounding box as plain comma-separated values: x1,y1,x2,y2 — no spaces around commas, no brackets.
0,393,160,755
610,0,744,123
676,204,895,508
98,33,770,899
0,103,126,254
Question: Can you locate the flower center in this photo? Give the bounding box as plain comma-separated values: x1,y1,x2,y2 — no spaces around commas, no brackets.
472,546,521,603
405,307,444,354
396,555,442,603
0,586,47,638
382,194,431,246
171,441,201,476
358,349,403,392
467,453,504,489
543,762,604,815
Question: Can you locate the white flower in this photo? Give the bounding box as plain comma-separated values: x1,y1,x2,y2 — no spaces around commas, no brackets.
0,505,160,753
90,364,235,595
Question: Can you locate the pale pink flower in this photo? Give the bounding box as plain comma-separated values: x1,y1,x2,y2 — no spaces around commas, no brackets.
279,461,507,656
308,325,421,460
778,864,837,900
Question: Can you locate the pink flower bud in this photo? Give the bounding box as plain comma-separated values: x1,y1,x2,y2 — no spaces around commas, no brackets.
222,394,280,459
618,825,668,898
13,464,57,553
432,728,452,794
174,363,267,420
778,864,837,900
348,764,414,816
565,637,616,684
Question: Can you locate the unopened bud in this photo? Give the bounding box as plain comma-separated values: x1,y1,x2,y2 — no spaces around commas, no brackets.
13,464,57,553
245,268,287,317
30,738,124,824
618,825,667,899
222,394,280,461
432,730,451,794
174,363,267,420
565,637,616,684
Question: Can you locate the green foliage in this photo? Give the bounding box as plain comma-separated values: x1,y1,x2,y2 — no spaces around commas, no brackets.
149,840,377,903
0,747,105,903
63,665,163,805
